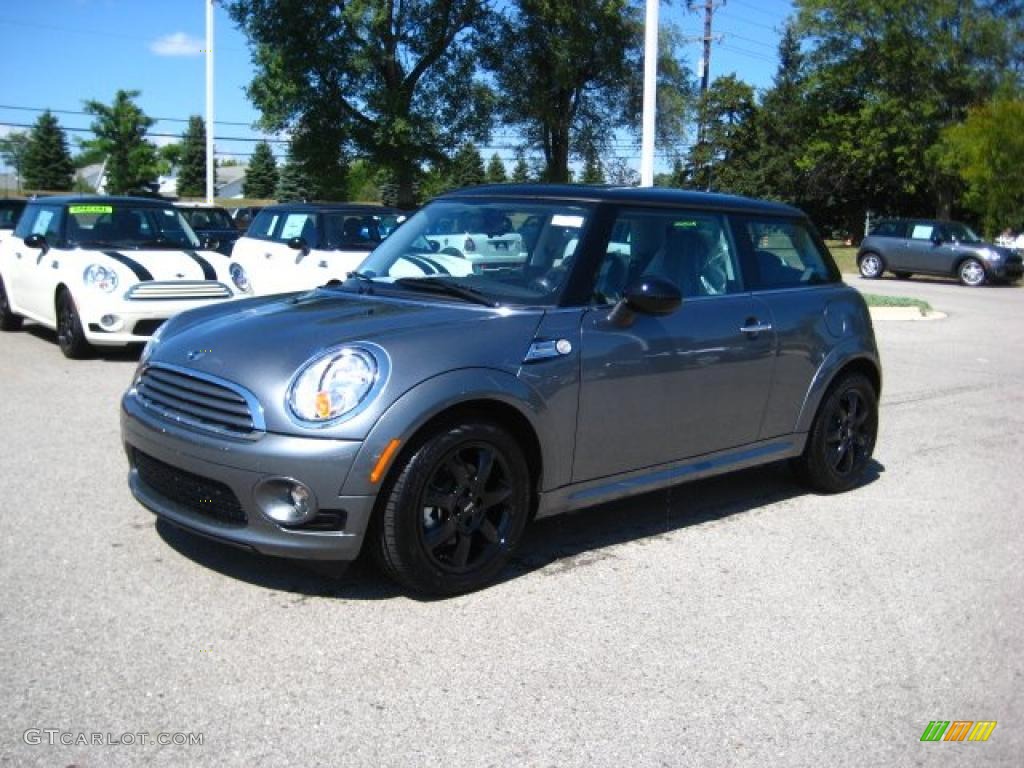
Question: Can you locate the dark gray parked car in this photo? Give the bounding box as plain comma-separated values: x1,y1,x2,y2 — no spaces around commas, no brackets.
121,185,881,595
857,218,1023,286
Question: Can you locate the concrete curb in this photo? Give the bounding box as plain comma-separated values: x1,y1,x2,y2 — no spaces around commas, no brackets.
869,306,947,321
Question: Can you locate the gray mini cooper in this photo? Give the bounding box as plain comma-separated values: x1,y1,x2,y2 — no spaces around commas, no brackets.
121,185,881,595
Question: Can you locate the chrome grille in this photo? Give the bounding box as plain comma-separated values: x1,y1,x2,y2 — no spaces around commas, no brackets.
135,364,264,439
126,281,232,300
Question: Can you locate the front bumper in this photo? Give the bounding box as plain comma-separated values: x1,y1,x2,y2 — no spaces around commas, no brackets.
78,292,243,346
121,392,376,561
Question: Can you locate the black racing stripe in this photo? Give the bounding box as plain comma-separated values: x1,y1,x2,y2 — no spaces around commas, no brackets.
184,250,217,280
421,256,450,275
103,251,153,282
405,256,437,275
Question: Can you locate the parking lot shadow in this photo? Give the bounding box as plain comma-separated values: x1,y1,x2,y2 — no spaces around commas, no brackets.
24,325,143,362
156,459,884,601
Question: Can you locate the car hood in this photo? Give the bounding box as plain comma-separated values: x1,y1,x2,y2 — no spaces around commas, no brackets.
92,247,230,282
149,289,546,435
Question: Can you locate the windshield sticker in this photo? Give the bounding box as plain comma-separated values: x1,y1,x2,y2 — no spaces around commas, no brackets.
551,214,583,228
911,224,934,240
69,204,113,215
281,214,312,239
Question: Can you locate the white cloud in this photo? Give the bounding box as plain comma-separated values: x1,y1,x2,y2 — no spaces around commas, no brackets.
150,32,204,57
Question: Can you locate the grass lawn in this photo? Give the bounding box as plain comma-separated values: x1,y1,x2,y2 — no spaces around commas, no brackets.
825,241,859,274
861,293,933,314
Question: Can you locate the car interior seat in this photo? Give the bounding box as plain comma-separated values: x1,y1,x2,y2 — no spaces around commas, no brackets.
643,227,711,297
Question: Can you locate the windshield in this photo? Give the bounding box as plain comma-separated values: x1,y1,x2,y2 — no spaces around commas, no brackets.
180,207,234,230
943,222,983,243
67,203,201,249
355,199,594,307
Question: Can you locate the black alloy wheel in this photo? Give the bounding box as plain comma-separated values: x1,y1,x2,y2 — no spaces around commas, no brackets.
374,421,531,595
56,290,92,359
0,276,23,331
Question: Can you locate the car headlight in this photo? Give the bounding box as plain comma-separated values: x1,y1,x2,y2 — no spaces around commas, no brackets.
980,248,1002,262
83,264,118,292
229,262,250,293
287,345,385,425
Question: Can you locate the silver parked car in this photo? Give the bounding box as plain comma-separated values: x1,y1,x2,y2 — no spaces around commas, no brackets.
121,185,881,595
857,218,1023,286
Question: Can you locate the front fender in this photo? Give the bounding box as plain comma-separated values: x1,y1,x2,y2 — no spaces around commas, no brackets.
341,368,557,497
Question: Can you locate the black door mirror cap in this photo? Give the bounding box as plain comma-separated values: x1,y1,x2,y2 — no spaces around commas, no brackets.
24,233,49,252
287,236,311,256
608,277,682,327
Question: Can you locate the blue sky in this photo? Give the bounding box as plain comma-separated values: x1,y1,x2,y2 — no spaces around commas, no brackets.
0,0,795,173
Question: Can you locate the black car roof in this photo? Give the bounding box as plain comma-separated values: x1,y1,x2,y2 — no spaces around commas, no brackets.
439,184,805,216
26,195,176,208
257,202,400,214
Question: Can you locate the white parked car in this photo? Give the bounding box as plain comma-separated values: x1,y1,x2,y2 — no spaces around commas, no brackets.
422,208,526,272
0,196,251,358
230,203,405,295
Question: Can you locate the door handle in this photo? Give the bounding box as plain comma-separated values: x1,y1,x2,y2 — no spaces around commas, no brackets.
739,320,773,334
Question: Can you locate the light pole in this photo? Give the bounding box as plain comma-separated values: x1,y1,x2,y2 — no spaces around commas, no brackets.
205,0,215,203
639,0,659,187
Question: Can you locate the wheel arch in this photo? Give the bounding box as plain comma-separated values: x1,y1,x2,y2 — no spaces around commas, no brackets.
953,254,986,280
795,352,882,434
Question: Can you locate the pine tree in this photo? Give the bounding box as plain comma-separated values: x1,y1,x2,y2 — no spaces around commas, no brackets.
485,153,507,183
580,148,604,184
451,142,485,189
176,116,208,198
82,90,158,194
511,150,530,183
243,141,278,198
22,111,74,191
275,145,312,201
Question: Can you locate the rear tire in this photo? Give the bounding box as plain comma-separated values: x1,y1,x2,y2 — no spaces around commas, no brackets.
858,253,884,279
793,373,878,494
373,420,531,596
56,289,93,359
0,275,23,331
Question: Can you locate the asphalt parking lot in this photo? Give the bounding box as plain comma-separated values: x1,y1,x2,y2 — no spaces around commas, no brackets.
1,274,1021,767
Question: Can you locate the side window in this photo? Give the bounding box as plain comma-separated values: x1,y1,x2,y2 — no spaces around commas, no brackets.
278,213,316,245
14,204,64,241
909,223,935,241
248,210,280,240
591,209,741,304
870,220,905,238
733,217,839,290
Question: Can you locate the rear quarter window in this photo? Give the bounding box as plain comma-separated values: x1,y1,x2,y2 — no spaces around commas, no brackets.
732,216,840,290
869,220,906,238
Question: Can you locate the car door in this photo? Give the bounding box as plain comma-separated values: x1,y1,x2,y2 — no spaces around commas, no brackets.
14,203,65,320
573,207,776,483
903,221,954,274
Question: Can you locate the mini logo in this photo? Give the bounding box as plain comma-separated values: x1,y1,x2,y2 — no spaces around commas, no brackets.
920,720,997,742
176,272,185,278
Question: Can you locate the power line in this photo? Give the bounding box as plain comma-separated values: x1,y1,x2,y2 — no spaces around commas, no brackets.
0,104,259,129
0,121,287,145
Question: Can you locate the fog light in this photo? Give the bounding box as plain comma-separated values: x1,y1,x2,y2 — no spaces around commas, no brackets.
254,478,318,526
100,314,123,330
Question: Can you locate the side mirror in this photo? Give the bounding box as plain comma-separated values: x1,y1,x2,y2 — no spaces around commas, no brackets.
202,237,220,251
428,239,440,252
608,277,682,326
24,233,48,253
931,233,943,246
287,236,310,256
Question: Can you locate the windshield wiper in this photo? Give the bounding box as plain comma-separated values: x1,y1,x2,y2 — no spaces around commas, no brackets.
394,277,498,307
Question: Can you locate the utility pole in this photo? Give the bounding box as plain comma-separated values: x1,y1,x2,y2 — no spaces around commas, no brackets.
205,0,215,204
688,0,724,190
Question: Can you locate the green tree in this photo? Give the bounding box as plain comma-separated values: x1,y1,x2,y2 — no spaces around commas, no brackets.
275,144,312,202
226,0,495,208
511,150,531,182
934,94,1024,234
22,111,75,191
176,116,208,197
580,147,605,184
685,75,758,193
157,143,183,176
243,140,279,198
82,90,159,194
485,0,639,181
485,153,507,183
451,142,485,189
791,0,1019,234
0,132,29,189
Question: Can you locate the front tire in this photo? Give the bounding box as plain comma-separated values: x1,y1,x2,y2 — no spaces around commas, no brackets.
56,289,93,359
958,258,986,287
858,252,884,279
793,373,878,494
0,275,23,331
373,421,531,595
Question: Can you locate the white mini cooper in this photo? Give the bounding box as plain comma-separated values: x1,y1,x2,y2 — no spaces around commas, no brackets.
0,196,251,358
